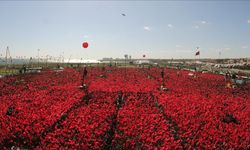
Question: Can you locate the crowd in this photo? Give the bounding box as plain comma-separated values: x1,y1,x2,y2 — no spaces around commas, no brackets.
0,67,249,149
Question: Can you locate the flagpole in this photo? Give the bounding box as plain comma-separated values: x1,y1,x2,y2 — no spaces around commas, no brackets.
195,47,200,72
194,48,196,72
199,49,200,69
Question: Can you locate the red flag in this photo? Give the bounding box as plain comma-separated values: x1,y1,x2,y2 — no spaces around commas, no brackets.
195,51,200,56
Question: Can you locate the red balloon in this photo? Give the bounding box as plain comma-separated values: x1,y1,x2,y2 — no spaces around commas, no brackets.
82,42,89,48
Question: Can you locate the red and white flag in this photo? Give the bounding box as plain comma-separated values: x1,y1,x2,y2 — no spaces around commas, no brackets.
195,51,200,56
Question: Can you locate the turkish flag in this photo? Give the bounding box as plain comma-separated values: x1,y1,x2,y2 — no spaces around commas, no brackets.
195,51,200,56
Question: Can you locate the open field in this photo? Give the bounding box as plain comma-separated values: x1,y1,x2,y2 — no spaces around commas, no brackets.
0,67,249,149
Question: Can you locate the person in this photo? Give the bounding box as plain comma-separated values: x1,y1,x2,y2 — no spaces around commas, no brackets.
83,85,89,100
116,91,123,109
231,73,237,86
225,71,230,81
161,68,164,79
177,66,180,77
226,82,232,88
6,106,15,116
19,65,26,74
83,67,87,77
224,71,232,88
82,67,88,86
24,65,27,73
231,73,236,80
177,70,180,77
161,68,166,88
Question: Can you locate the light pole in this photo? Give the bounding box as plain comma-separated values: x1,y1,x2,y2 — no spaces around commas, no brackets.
37,49,40,67
46,55,49,67
124,54,128,79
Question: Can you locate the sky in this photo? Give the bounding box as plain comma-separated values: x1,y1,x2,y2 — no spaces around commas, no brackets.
0,1,250,60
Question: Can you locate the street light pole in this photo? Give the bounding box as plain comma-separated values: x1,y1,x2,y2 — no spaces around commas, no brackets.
37,49,40,67
124,54,128,79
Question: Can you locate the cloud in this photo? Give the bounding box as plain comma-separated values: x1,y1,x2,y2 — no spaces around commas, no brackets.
193,20,209,29
198,20,209,25
193,25,200,29
242,46,248,49
167,24,174,28
143,26,151,31
247,20,250,24
175,45,182,48
201,21,207,24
